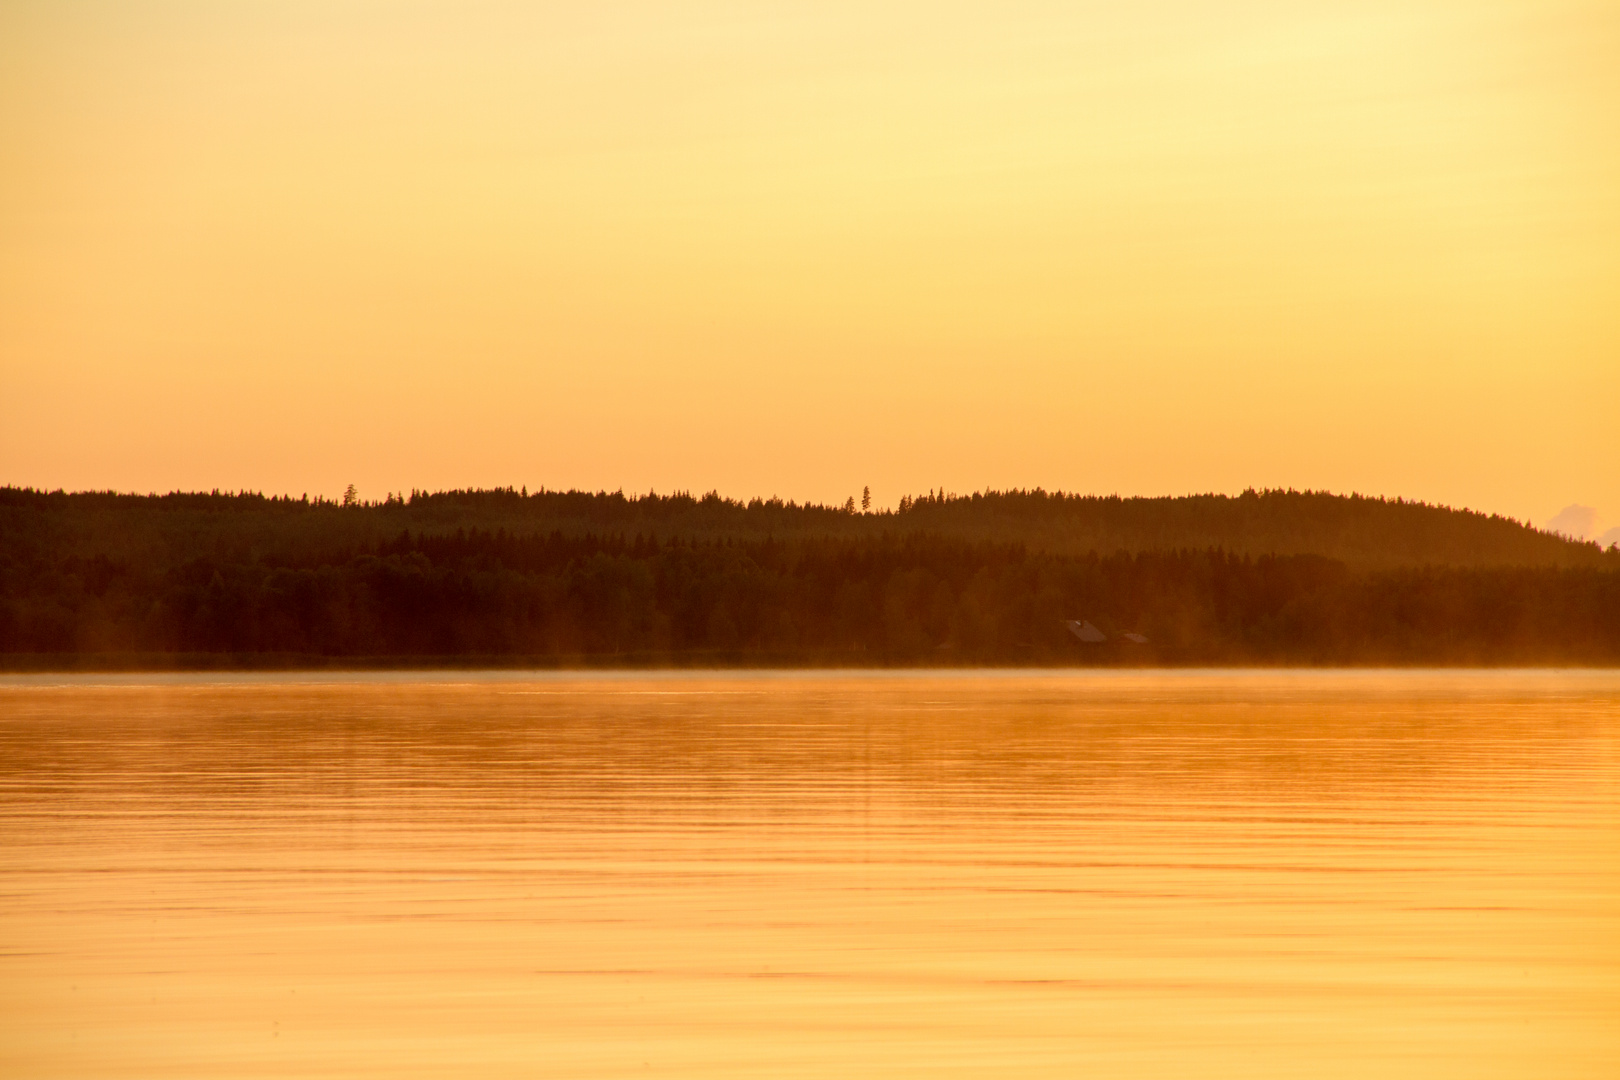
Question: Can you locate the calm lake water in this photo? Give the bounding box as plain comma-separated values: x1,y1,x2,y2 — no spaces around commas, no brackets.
1,671,1617,1078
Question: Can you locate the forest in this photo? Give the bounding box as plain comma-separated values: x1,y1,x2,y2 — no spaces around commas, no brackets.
2,486,1616,667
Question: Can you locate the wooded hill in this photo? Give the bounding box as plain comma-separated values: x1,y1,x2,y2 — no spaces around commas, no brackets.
2,486,1615,667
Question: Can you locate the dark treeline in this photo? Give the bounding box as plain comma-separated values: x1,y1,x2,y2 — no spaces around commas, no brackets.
4,484,1607,569
3,486,1617,666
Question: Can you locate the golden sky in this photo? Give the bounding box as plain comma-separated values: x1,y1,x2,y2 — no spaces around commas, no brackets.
2,1,1616,523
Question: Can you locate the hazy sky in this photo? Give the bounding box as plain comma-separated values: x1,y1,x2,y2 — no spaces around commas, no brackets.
2,1,1615,519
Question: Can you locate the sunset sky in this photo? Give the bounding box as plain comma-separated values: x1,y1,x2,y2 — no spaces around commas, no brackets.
2,1,1615,526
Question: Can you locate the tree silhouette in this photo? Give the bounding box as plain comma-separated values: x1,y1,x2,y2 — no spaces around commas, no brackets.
2,484,1615,666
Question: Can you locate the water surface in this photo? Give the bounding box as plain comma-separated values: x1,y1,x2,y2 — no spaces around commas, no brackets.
2,671,1617,1078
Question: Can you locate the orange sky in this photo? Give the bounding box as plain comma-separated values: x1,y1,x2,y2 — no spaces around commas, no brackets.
2,1,1616,525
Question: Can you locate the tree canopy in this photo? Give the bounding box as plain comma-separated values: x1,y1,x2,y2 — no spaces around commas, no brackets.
2,486,1614,667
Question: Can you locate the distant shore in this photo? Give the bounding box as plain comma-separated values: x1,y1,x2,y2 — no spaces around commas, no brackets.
6,487,1617,668
7,655,1620,674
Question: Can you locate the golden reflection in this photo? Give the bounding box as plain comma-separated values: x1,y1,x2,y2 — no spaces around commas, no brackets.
1,672,1617,1077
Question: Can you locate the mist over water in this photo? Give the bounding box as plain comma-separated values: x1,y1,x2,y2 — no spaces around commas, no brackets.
1,671,1617,1078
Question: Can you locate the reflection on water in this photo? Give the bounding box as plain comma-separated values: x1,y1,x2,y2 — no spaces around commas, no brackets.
1,671,1616,1078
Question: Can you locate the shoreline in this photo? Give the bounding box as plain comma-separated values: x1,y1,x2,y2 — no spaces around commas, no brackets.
5,654,1619,675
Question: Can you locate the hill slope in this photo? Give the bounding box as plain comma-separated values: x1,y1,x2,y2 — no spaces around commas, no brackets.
0,486,1607,569
2,487,1614,666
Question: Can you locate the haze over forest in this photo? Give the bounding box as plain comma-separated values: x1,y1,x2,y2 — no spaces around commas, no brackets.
4,486,1615,668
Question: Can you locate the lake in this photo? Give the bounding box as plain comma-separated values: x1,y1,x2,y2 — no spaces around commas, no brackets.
1,671,1616,1078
